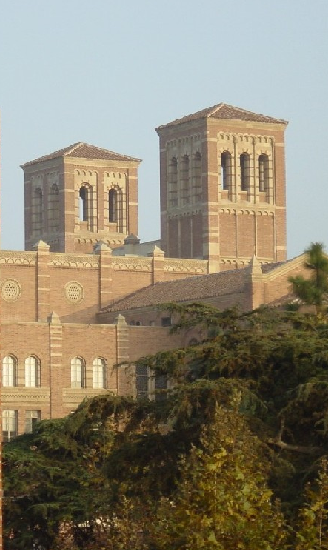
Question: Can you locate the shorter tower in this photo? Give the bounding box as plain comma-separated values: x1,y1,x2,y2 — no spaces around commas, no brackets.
156,103,288,269
22,142,141,253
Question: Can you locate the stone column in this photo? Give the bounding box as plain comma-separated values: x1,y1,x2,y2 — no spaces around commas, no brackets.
115,314,133,396
35,240,50,322
150,246,165,284
94,241,113,309
245,255,264,310
48,312,63,420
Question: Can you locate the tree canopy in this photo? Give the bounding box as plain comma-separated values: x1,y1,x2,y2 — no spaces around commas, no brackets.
4,300,328,548
289,242,328,314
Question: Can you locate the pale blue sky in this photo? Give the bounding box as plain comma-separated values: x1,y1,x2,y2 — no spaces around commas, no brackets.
1,0,327,258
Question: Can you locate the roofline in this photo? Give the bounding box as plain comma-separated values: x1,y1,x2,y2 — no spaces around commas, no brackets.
155,103,288,132
21,142,142,168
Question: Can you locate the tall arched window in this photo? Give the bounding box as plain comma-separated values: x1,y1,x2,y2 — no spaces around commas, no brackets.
180,155,190,204
109,189,117,222
240,153,250,191
221,151,232,190
2,355,17,387
25,356,40,387
71,357,86,388
93,358,106,389
192,152,202,203
168,157,178,207
258,154,269,192
33,188,43,233
48,184,59,233
79,186,88,222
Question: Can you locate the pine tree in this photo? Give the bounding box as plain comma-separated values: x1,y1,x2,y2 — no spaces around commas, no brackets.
289,242,328,315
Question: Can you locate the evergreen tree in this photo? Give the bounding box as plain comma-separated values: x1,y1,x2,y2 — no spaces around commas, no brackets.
4,301,328,548
289,242,328,314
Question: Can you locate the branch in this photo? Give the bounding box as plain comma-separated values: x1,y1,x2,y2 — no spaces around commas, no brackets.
268,419,320,454
267,437,321,455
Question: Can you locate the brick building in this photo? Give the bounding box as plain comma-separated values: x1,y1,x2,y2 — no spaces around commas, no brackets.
1,102,305,441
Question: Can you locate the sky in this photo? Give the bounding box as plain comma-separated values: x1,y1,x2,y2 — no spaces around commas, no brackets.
0,0,328,259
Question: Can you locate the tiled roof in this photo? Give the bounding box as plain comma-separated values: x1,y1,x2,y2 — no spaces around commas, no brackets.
100,268,248,313
22,142,141,167
156,103,288,130
261,261,288,273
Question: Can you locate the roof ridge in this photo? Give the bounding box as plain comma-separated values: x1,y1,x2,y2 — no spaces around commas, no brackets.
156,102,288,130
64,142,84,155
21,142,141,167
206,103,224,117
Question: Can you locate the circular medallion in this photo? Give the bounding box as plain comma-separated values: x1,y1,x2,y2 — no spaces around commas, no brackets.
1,279,21,301
65,281,84,303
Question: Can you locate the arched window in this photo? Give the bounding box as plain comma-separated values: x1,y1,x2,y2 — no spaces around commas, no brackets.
259,154,269,192
221,151,232,190
109,189,117,222
180,155,190,204
33,188,43,233
193,152,202,202
71,357,86,388
2,355,17,387
93,358,106,389
168,157,178,207
79,186,88,222
48,184,59,232
25,356,40,387
240,153,250,191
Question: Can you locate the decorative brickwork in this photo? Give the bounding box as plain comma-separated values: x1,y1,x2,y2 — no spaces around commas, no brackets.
1,280,21,301
22,143,141,253
65,282,84,304
156,103,287,265
0,101,293,495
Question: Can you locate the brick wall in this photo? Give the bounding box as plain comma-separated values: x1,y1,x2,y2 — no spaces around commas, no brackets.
157,115,287,266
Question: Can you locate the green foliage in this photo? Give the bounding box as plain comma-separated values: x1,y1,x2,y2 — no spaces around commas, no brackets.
289,242,328,314
5,300,328,548
295,458,328,549
151,397,287,550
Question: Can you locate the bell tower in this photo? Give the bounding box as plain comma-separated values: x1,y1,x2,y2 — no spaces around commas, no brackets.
22,142,141,253
156,103,288,270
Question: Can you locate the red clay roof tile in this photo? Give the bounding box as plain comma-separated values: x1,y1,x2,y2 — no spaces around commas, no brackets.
156,103,288,130
21,142,141,167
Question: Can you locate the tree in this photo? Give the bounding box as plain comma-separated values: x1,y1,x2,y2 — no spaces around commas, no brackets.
4,302,328,548
151,396,287,550
295,458,328,549
289,242,328,314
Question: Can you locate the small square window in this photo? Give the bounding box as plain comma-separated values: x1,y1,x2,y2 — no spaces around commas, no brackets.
25,410,41,433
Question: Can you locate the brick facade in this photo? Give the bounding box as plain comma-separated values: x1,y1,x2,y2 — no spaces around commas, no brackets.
156,104,288,267
22,143,141,254
0,103,294,458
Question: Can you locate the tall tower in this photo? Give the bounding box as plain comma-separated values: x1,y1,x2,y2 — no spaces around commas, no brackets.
156,103,288,270
22,143,141,253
